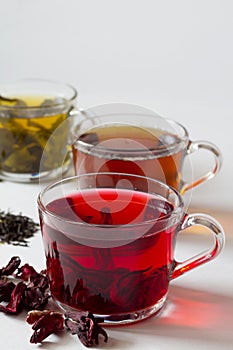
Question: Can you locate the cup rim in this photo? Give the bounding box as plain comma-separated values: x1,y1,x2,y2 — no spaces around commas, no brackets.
37,172,184,229
0,78,78,110
73,117,189,158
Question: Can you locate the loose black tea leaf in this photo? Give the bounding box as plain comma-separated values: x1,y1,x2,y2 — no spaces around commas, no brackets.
0,211,39,246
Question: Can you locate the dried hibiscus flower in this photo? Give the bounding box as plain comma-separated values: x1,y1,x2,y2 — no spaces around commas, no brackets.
0,281,26,313
26,309,108,348
16,263,39,281
0,256,21,278
26,310,65,344
0,257,109,347
0,257,50,314
17,263,50,310
65,311,108,347
0,279,16,302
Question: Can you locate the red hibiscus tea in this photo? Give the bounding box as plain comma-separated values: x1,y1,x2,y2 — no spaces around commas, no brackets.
38,174,182,324
38,173,225,324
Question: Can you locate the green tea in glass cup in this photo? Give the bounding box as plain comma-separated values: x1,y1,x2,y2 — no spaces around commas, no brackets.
0,79,78,182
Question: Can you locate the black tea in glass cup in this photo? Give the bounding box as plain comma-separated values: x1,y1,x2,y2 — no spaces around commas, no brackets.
71,103,222,194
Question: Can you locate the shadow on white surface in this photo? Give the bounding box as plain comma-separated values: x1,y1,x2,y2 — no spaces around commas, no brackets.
1,285,233,349
113,285,233,349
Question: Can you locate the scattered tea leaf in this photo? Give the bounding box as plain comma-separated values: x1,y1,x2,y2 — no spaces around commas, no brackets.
0,211,39,246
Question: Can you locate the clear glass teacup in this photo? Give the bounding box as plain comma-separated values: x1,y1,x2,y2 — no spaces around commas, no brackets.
38,172,225,325
71,103,222,194
0,79,77,182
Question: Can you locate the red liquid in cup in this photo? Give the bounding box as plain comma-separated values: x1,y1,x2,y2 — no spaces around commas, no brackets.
41,188,177,315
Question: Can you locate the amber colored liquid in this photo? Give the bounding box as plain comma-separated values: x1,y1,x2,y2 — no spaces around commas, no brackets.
41,188,177,315
0,96,67,174
72,125,186,190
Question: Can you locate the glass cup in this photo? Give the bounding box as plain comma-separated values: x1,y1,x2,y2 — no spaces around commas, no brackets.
71,103,222,194
37,172,225,325
0,79,78,182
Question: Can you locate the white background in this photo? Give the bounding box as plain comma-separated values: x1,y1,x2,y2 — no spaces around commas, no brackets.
1,0,233,211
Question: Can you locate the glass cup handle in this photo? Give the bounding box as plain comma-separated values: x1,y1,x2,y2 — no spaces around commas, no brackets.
67,107,91,144
180,140,222,194
68,107,96,121
171,213,225,279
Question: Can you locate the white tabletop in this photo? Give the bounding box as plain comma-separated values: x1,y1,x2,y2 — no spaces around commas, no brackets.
0,180,233,350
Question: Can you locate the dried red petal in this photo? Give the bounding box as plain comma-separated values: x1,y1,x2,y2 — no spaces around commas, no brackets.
23,287,50,310
0,281,26,314
65,311,108,347
0,257,50,313
24,274,50,310
0,280,16,302
26,310,57,323
0,257,109,347
16,264,51,310
26,310,64,344
17,263,38,281
28,272,49,290
0,256,21,277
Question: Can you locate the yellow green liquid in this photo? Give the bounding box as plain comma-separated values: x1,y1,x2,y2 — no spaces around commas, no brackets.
0,96,68,175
